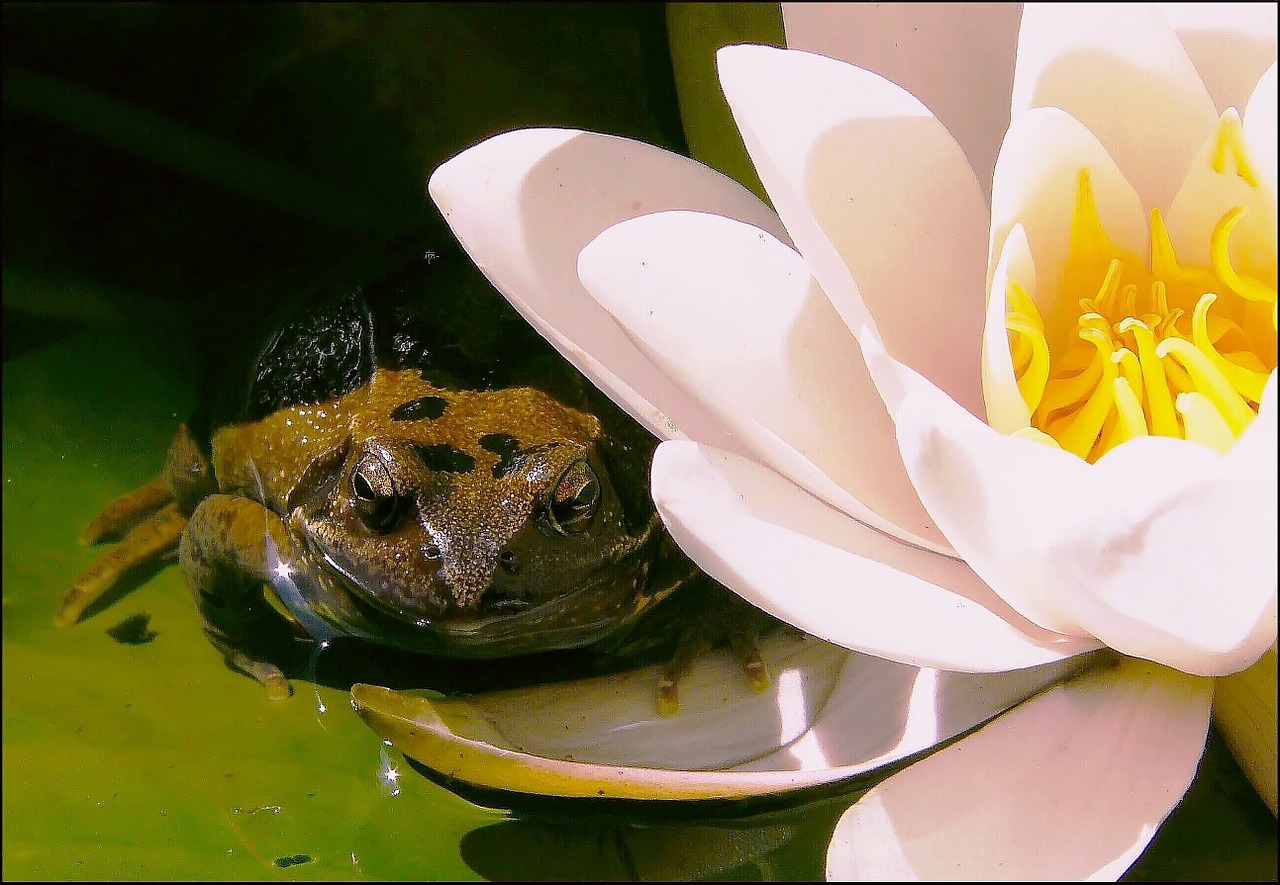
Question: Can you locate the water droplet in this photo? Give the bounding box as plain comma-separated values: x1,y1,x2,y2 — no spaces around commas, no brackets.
377,746,401,797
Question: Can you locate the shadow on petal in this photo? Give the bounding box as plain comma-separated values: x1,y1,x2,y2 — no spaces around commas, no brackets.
804,117,988,420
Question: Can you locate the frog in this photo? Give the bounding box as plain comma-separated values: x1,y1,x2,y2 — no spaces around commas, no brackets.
59,243,771,710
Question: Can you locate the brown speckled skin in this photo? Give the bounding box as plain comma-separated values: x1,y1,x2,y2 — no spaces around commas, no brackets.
64,254,714,698
193,366,678,659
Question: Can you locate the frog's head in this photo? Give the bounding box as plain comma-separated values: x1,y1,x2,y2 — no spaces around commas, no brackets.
288,379,668,657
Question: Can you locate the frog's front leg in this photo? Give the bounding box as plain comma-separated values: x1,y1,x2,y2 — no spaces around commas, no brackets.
180,494,313,701
60,424,215,626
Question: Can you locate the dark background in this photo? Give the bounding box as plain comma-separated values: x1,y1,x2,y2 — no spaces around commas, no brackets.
3,2,687,362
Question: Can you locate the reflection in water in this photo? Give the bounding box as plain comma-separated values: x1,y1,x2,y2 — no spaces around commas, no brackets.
306,639,333,720
456,796,851,882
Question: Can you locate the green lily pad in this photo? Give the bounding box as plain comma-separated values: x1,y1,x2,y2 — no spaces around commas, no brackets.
3,4,1274,879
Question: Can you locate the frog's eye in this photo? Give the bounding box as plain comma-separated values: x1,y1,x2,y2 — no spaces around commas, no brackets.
544,459,600,536
351,456,403,533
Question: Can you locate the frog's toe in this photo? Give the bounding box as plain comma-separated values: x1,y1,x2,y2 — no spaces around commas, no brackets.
654,634,770,717
78,479,172,545
728,632,771,695
651,582,777,716
656,672,681,719
223,647,293,700
655,630,712,718
59,502,186,627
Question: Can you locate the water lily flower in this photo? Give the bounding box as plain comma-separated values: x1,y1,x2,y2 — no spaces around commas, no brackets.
416,2,1276,879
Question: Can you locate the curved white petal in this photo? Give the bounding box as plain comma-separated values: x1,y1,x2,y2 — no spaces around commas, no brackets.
1049,436,1278,676
650,440,1099,673
826,657,1214,881
1012,3,1218,210
428,128,788,449
780,1,1023,201
351,633,1093,800
864,330,1279,675
861,330,1096,636
1158,2,1278,115
1226,370,1278,477
578,210,950,554
1165,108,1277,279
1245,62,1278,198
982,225,1035,434
988,106,1149,330
718,45,990,420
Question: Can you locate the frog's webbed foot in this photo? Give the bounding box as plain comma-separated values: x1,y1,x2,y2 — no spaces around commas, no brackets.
61,424,215,627
209,633,292,702
78,479,173,546
181,494,315,701
58,502,187,627
655,581,776,717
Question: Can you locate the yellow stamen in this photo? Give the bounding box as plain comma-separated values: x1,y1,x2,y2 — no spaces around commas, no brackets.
1156,337,1256,435
1111,377,1149,444
1177,392,1237,455
1035,315,1106,421
1000,134,1276,461
1054,326,1120,459
1212,207,1277,304
1212,109,1259,188
1112,347,1144,401
1008,316,1050,414
1191,292,1269,403
1117,318,1180,438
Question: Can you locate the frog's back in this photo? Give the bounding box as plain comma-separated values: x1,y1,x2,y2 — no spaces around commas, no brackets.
199,241,657,529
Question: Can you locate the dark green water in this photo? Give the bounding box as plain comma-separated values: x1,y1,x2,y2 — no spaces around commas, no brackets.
3,4,1275,881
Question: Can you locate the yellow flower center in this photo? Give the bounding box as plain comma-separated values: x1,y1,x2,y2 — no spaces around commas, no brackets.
1005,121,1277,462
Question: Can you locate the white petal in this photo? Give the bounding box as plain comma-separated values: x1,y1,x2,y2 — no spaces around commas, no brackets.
780,1,1023,201
826,657,1214,881
865,330,1279,675
988,106,1149,330
579,210,950,554
1227,370,1278,476
1050,436,1279,676
1245,62,1278,197
428,128,788,448
861,330,1097,636
650,440,1099,673
1165,108,1277,278
718,45,990,420
982,225,1035,434
351,633,1093,800
1158,2,1279,115
1012,3,1219,210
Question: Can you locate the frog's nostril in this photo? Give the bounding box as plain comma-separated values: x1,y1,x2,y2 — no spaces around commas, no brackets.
482,560,529,615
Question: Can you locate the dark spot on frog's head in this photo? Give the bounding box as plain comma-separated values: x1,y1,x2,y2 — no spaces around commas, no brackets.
390,396,448,422
415,443,475,474
479,433,522,478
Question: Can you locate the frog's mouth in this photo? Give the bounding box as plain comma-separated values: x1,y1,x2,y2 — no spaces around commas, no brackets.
296,522,676,659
